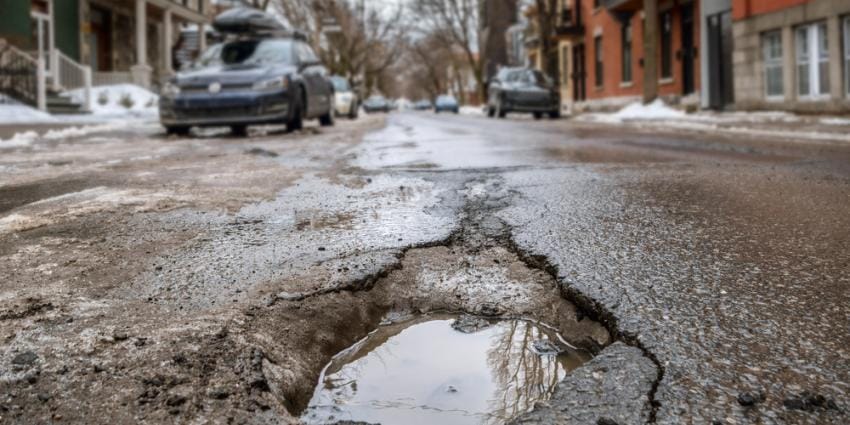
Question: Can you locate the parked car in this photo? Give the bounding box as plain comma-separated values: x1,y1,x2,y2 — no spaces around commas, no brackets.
486,67,560,119
159,8,335,136
413,99,432,111
331,75,358,119
434,95,459,114
362,95,391,113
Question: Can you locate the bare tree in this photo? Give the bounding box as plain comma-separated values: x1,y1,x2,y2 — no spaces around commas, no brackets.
267,0,406,97
412,0,485,101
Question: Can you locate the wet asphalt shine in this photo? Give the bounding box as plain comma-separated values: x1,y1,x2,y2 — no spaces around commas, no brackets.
0,112,849,424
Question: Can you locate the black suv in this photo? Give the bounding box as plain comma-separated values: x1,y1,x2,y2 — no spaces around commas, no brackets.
486,67,560,119
159,8,334,135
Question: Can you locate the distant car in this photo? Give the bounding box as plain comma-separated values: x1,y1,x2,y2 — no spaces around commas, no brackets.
159,8,335,136
434,95,459,114
487,67,560,119
362,95,391,113
413,100,432,111
331,76,358,119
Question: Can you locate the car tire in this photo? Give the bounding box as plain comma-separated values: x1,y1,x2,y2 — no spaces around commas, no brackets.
487,107,495,118
287,89,304,133
549,110,561,119
165,126,190,136
230,125,248,136
533,112,543,120
349,102,358,119
319,108,334,127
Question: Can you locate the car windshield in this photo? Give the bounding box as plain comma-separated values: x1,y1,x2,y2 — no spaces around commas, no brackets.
331,77,351,92
436,96,456,104
368,96,385,103
204,39,295,66
192,43,224,69
530,70,553,86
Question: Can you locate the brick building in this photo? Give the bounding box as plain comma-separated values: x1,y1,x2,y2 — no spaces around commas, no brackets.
523,0,701,113
579,0,700,111
730,0,850,113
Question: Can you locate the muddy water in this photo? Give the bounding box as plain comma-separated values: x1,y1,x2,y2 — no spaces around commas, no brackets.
300,315,591,425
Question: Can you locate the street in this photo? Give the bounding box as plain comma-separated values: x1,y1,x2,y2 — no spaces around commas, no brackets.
1,112,849,425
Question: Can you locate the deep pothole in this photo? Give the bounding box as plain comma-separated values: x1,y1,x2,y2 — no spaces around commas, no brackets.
300,313,591,425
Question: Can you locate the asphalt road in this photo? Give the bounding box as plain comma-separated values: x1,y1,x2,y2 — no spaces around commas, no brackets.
0,112,848,424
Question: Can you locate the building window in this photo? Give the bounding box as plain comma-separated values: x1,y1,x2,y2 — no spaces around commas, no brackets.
594,35,603,87
844,16,850,96
796,22,830,98
621,21,632,83
763,31,783,98
660,11,672,79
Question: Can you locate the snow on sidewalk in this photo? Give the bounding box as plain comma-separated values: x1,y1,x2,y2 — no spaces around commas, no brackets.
64,84,159,121
577,100,850,144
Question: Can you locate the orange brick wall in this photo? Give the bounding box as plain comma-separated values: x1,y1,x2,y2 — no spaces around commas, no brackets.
732,0,811,20
582,2,700,101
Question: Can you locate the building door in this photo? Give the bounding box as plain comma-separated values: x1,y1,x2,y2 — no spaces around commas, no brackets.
89,6,112,72
572,43,586,102
706,10,733,109
680,2,695,95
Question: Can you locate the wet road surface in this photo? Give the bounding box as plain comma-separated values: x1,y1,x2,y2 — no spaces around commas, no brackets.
1,112,848,424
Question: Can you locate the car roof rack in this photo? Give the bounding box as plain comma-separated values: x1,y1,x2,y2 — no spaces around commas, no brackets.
213,7,307,41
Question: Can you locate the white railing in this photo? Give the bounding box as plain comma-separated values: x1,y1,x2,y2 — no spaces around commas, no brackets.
52,49,92,111
93,71,133,86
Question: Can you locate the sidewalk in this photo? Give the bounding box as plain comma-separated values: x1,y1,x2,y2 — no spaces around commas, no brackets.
574,100,850,145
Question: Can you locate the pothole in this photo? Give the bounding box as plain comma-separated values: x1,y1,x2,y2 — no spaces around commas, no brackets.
300,313,591,424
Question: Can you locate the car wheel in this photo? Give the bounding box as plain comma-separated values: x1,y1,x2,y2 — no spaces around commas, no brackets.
319,108,334,127
165,126,190,136
533,112,543,120
549,110,561,119
349,101,358,119
287,89,304,133
230,125,248,136
487,107,495,118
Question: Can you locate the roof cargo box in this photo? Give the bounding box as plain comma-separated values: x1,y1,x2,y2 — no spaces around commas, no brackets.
213,7,287,35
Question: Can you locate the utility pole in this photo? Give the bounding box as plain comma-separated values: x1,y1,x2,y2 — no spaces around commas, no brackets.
642,0,658,103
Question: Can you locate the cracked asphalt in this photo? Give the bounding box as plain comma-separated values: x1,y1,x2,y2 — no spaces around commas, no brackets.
0,112,848,424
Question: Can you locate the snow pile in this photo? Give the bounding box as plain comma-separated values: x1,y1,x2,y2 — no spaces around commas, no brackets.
0,131,39,148
0,104,57,124
42,122,129,140
460,106,485,116
591,99,686,123
65,84,159,119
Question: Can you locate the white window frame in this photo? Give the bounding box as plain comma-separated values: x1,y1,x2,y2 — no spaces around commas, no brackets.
796,22,830,99
763,30,784,100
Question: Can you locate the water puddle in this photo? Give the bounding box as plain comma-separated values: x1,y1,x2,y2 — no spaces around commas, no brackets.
300,314,591,424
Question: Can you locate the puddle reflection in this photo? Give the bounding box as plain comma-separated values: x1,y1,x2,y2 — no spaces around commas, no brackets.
301,315,590,424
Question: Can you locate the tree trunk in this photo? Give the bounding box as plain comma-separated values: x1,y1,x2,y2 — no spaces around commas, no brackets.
643,0,659,103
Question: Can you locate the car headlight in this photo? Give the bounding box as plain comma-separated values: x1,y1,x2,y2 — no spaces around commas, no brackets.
253,77,288,92
162,81,180,98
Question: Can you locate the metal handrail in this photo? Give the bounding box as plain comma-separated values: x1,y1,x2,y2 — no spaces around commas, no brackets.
0,39,45,109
